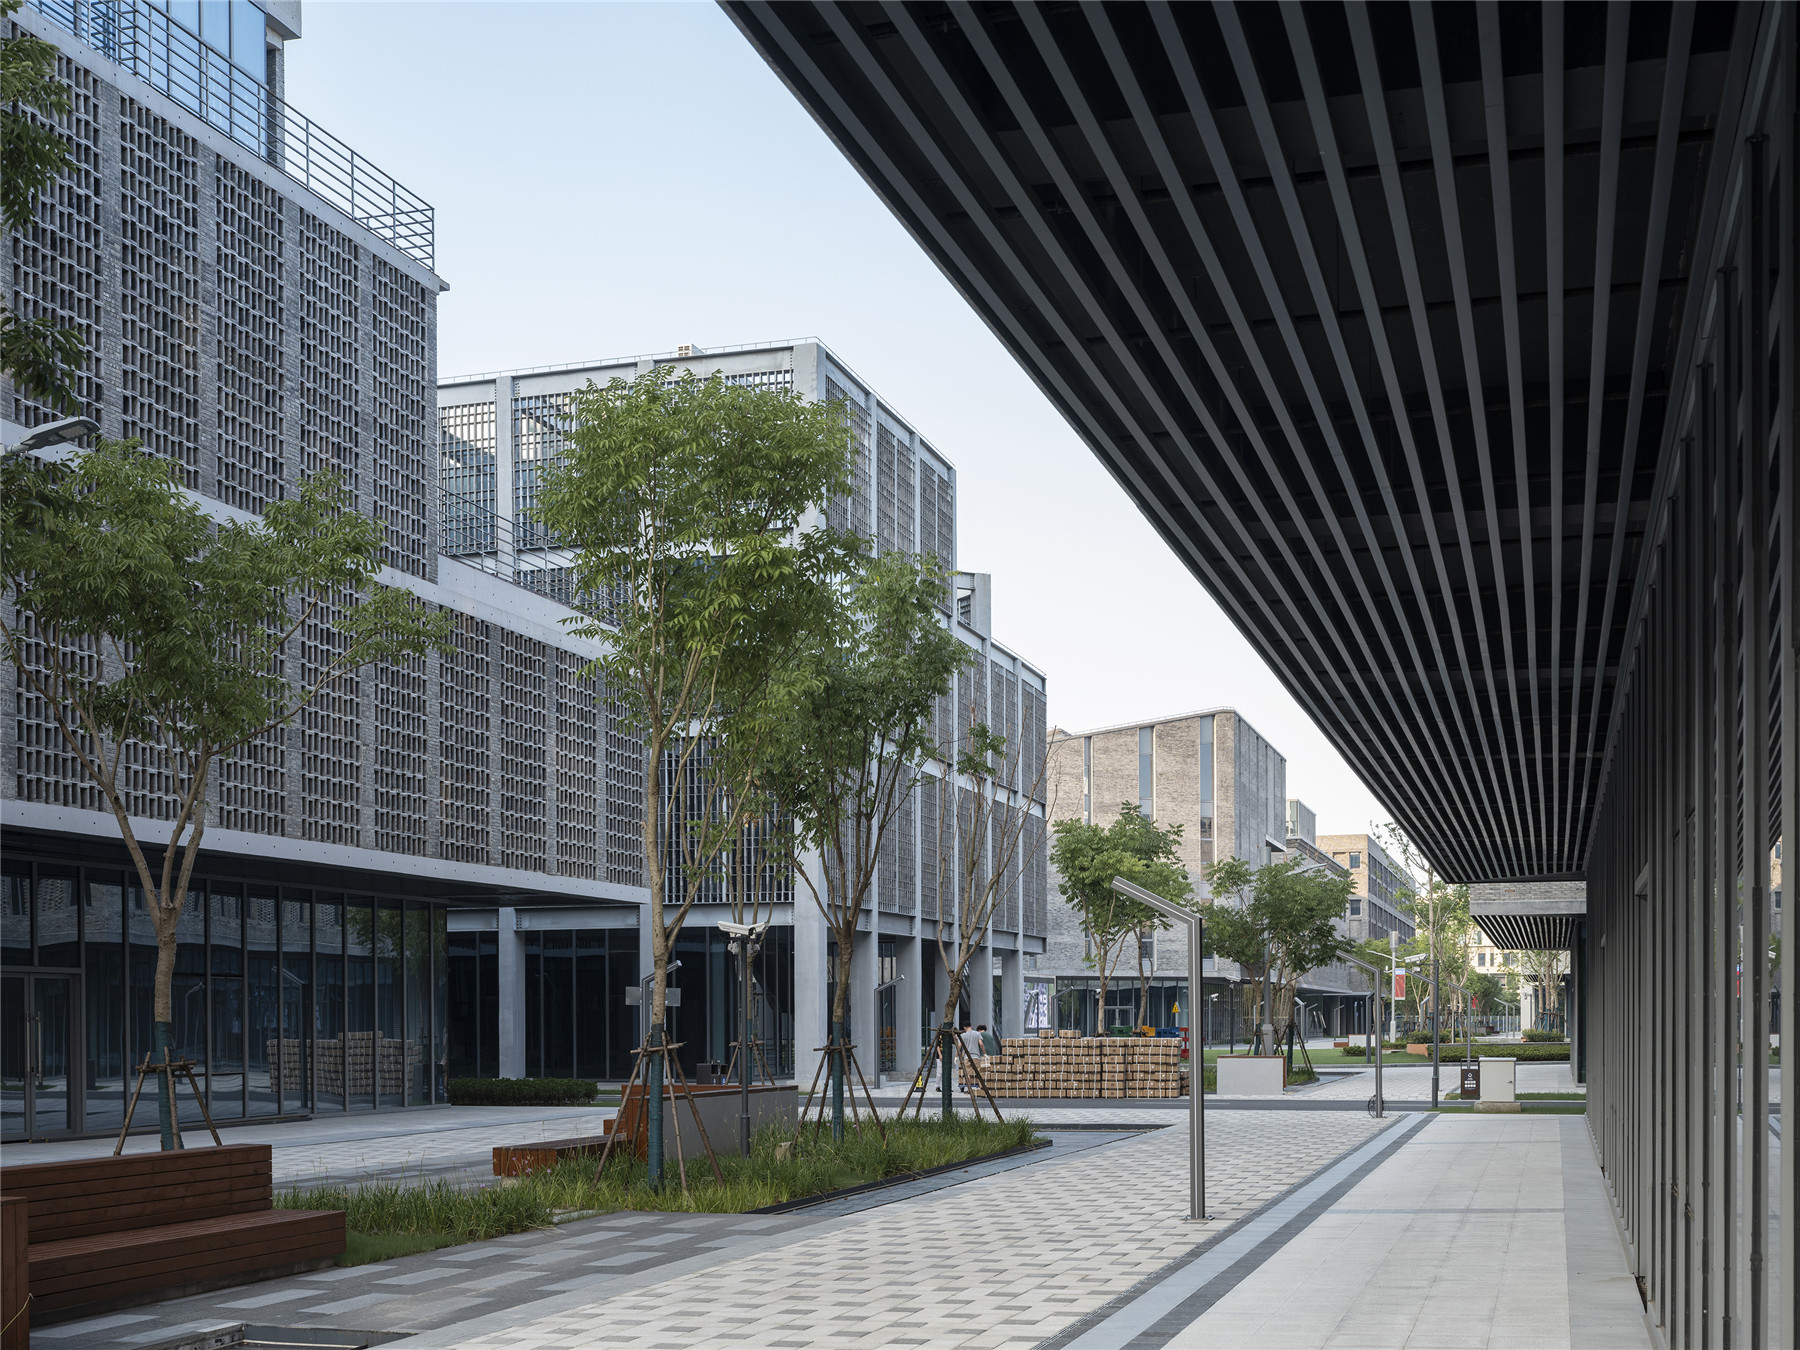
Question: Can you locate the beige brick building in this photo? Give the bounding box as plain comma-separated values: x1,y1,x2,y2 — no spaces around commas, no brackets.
1042,709,1370,1038
1315,834,1418,944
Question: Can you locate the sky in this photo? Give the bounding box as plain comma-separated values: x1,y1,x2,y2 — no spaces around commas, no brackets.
286,0,1393,839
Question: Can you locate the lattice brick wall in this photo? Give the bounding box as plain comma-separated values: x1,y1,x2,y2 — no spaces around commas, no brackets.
823,374,870,537
369,257,432,577
498,629,548,873
437,612,490,865
605,693,645,888
373,651,429,856
439,400,496,553
8,54,104,432
919,776,940,922
119,99,200,475
213,157,285,511
875,416,916,555
554,649,600,880
297,211,360,484
1024,816,1047,937
299,586,361,846
512,391,571,550
216,627,286,837
10,614,102,811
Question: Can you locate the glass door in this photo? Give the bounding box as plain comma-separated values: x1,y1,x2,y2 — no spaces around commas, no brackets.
1,972,77,1138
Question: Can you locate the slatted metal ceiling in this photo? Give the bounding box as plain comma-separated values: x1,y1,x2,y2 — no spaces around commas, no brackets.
727,0,1753,883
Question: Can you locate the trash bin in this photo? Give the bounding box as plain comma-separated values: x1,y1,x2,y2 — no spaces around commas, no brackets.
1460,1064,1480,1098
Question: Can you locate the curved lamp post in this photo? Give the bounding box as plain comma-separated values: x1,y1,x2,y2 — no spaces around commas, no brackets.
1111,875,1207,1221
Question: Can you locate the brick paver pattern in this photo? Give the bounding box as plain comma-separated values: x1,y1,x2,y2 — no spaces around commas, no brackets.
447,1111,1395,1349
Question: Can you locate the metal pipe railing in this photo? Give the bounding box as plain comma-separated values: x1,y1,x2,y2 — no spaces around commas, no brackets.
29,0,434,268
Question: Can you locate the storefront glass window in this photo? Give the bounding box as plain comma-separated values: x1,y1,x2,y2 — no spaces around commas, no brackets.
246,888,279,1116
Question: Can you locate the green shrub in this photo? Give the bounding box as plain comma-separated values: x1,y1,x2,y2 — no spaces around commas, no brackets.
446,1077,599,1107
1522,1029,1567,1043
278,1116,1039,1231
1439,1043,1570,1062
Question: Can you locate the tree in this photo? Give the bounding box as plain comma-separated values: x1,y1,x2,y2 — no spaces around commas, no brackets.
1050,803,1191,1029
764,546,971,1139
536,367,851,1183
0,440,450,1147
1202,858,1356,1054
1518,949,1568,1030
927,700,1050,1114
1380,825,1474,1037
1467,971,1504,1018
2,0,87,412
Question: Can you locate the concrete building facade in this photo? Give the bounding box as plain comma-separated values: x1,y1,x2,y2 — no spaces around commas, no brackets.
1041,709,1368,1040
1316,834,1418,945
0,1,1041,1140
434,340,1050,1091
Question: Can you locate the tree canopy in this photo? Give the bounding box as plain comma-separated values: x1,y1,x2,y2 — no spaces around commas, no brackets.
1202,856,1356,1051
1050,803,1191,1022
536,367,852,1179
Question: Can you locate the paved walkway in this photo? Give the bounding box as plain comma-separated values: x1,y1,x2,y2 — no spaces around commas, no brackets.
1053,1114,1649,1349
0,1104,621,1187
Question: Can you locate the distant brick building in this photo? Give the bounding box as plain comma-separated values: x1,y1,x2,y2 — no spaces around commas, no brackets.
1041,709,1371,1039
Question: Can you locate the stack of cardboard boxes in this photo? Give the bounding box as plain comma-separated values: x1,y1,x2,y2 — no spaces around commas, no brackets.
967,1029,1185,1099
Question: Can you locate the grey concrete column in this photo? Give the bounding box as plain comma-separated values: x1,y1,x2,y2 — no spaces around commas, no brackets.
492,376,515,546
496,909,526,1078
849,919,877,1049
970,937,995,1032
635,908,655,1046
896,934,923,1076
793,887,828,1089
1000,946,1023,1040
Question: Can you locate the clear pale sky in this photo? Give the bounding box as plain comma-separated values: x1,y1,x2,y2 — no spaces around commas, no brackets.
287,0,1392,838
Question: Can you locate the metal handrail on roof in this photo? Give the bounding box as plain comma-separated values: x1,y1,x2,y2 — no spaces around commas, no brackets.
29,0,434,270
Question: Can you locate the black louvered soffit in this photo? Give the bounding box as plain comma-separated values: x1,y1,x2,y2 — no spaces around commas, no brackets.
726,0,1759,882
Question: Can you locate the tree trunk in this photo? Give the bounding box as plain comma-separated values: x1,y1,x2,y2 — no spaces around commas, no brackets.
641,747,667,1186
828,933,854,1142
939,965,963,1118
153,902,178,1150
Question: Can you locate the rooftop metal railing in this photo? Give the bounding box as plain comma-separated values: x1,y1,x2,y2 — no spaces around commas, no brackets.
30,0,434,269
439,481,615,624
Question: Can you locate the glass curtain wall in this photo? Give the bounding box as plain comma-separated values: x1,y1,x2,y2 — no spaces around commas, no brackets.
518,929,636,1081
0,856,456,1141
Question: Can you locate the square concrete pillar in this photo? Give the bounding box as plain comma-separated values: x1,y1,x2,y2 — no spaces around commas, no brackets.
970,938,995,1032
896,934,923,1076
1000,946,1024,1039
496,909,527,1078
793,888,828,1089
848,918,877,1047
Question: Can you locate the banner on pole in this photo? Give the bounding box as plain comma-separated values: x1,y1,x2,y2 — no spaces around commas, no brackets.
1393,971,1405,999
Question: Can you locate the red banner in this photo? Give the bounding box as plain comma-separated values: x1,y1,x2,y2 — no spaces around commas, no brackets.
1393,971,1406,1000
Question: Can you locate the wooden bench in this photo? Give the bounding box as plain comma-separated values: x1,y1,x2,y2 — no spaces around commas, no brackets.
0,1144,344,1325
493,1118,634,1178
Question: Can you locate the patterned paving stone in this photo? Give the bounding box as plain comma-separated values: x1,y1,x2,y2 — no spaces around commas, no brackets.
421,1111,1394,1349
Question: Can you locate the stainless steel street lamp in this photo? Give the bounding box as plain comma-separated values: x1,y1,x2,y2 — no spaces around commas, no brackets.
1111,875,1208,1221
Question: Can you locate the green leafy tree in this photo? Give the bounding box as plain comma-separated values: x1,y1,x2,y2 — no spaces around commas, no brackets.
2,0,87,411
1467,971,1504,1017
1050,803,1191,1028
536,367,851,1183
1380,825,1476,1036
0,441,451,1147
1202,857,1356,1054
926,699,1050,1114
763,546,971,1139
